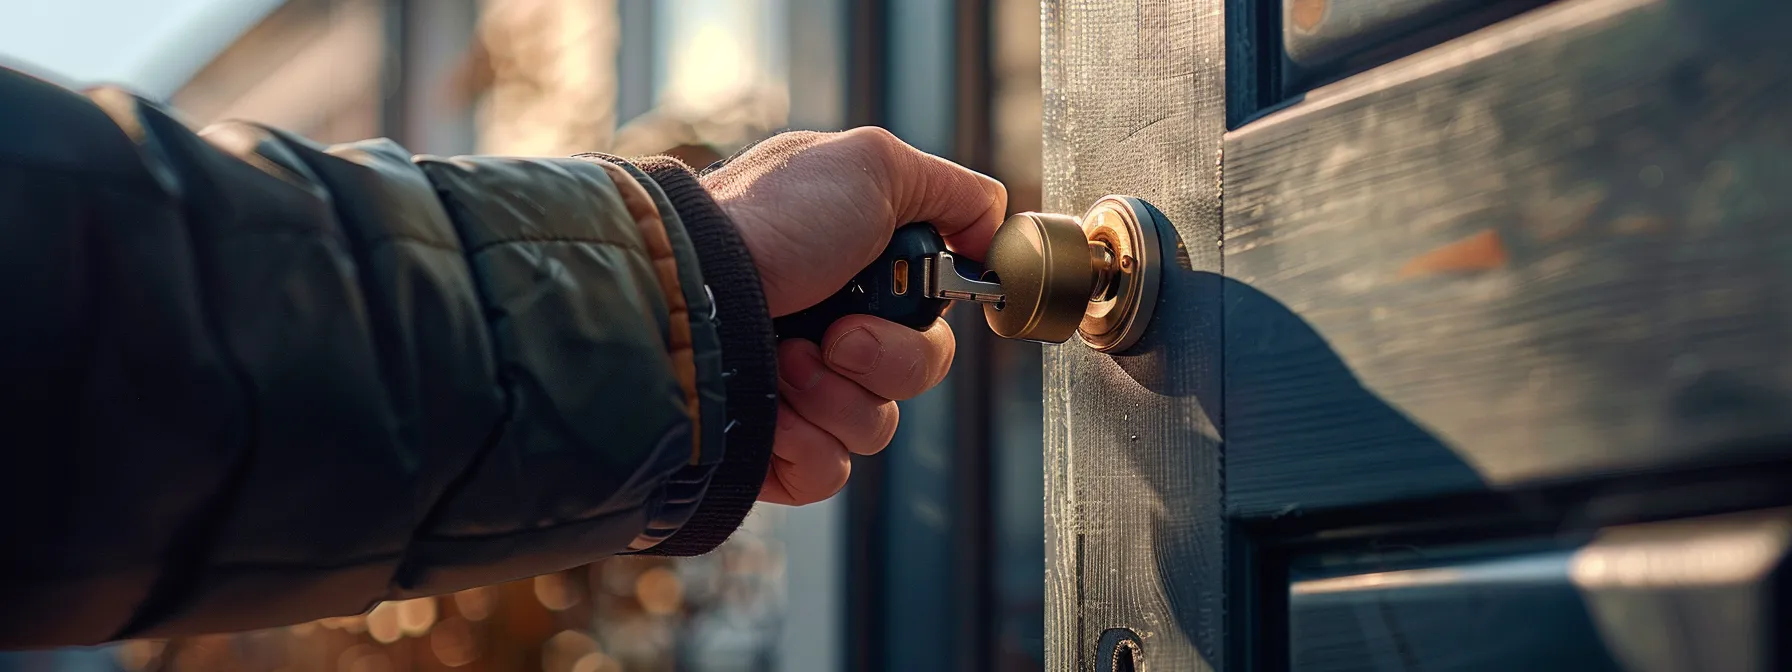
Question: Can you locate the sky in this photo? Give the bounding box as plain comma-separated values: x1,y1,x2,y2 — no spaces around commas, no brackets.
0,0,281,96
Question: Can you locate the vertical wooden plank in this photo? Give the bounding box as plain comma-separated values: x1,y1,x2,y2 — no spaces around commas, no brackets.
1041,0,1229,669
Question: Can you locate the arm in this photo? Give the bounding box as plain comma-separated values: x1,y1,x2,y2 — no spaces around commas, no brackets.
0,67,776,647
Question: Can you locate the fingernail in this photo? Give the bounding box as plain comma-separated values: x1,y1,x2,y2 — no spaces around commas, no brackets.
826,327,883,375
779,350,825,391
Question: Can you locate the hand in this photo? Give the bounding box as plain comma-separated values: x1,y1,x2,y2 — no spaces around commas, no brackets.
703,127,1007,505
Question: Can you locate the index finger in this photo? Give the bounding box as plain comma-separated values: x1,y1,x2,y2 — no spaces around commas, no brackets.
873,130,1008,260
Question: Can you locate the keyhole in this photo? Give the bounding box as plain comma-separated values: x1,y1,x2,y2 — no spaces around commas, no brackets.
980,270,1006,311
1116,648,1137,672
1097,628,1143,672
1112,641,1140,672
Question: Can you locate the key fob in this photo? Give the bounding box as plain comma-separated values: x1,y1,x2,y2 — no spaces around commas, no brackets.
773,223,960,342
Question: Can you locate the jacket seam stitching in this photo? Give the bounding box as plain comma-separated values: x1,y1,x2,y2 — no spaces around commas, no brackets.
466,235,641,256
367,234,462,254
100,156,268,643
167,503,658,572
381,176,521,592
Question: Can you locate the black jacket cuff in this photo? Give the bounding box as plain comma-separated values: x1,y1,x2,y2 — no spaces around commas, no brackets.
601,155,778,557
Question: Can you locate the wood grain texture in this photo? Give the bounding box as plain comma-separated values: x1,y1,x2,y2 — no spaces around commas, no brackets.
1041,0,1229,670
1223,0,1792,517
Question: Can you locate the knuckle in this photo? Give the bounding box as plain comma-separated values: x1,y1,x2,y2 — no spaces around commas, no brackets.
898,357,932,398
933,331,957,386
744,131,819,161
897,328,953,397
836,396,881,432
873,401,900,437
781,474,829,505
817,460,852,498
848,125,900,145
774,439,851,504
875,402,900,446
880,324,952,399
844,126,903,159
835,397,898,450
781,130,826,147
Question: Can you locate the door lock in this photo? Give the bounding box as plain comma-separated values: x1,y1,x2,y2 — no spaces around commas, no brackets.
773,195,1165,354
980,195,1163,352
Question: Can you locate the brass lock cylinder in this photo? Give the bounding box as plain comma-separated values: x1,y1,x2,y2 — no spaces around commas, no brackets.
982,195,1163,353
982,212,1093,344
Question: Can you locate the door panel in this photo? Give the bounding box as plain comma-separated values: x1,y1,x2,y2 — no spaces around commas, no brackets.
1044,0,1792,669
1225,0,1792,516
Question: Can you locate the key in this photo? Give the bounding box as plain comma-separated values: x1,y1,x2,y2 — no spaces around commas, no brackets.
773,223,1004,342
925,250,1005,304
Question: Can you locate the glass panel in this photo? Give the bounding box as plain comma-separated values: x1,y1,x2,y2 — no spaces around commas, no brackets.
991,0,1045,667
875,2,963,670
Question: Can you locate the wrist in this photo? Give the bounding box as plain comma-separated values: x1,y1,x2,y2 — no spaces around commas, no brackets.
591,154,780,555
698,190,783,314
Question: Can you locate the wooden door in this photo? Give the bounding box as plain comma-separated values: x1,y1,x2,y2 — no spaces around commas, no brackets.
1042,0,1792,669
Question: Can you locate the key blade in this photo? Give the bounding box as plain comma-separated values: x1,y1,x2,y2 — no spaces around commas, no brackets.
924,251,1005,304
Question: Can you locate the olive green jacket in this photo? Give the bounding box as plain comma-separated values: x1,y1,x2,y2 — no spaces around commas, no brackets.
0,67,779,647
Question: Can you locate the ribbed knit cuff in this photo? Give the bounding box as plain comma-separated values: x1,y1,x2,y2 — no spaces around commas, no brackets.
597,155,778,557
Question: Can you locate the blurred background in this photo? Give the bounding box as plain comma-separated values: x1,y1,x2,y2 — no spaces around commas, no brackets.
0,0,1044,670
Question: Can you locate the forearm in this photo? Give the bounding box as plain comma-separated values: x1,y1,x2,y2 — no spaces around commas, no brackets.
0,66,776,646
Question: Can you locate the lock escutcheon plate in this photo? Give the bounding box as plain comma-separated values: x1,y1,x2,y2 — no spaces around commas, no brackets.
1076,195,1162,353
981,196,1165,352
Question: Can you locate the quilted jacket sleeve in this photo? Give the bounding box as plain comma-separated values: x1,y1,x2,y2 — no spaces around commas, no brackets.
0,67,778,648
